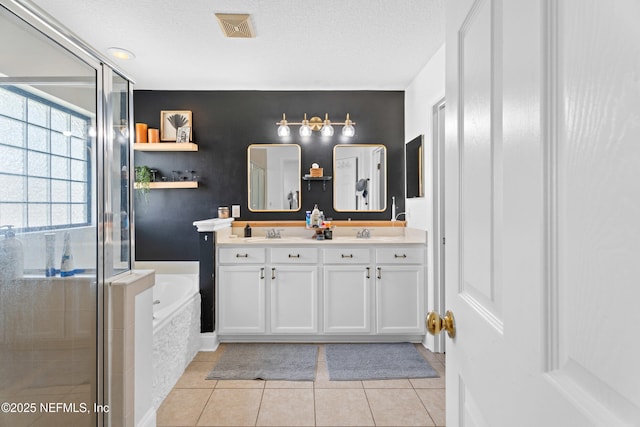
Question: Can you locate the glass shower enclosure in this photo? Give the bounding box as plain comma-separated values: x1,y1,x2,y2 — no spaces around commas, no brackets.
0,1,133,425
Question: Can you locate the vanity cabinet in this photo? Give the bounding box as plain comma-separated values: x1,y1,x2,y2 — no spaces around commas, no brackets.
217,248,267,334
375,247,425,334
217,247,320,335
323,248,372,334
270,248,319,334
216,241,426,340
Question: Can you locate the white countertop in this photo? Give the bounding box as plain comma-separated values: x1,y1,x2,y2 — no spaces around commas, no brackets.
216,227,426,246
193,217,234,232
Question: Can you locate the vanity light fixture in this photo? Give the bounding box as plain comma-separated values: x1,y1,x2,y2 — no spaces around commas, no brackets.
342,113,355,137
276,113,356,138
277,114,290,137
320,113,334,136
299,113,313,137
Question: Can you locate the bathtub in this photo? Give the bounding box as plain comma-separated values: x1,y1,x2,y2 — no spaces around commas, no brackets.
153,274,199,331
151,272,201,409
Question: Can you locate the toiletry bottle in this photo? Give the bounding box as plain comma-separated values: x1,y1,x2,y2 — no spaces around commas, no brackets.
305,211,311,228
60,231,75,277
244,223,252,238
0,225,24,279
391,196,396,221
45,233,56,277
311,204,320,228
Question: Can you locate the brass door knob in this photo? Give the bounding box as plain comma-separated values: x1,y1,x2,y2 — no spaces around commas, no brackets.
426,310,456,338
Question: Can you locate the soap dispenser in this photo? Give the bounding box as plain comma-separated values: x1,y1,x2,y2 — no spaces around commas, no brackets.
0,225,24,280
244,223,252,238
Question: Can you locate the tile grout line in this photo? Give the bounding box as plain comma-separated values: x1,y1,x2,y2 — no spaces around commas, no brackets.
362,387,377,426
254,385,265,426
312,381,317,426
194,388,215,427
412,386,438,427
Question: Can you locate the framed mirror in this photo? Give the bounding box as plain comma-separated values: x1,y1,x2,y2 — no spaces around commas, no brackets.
333,144,387,211
248,144,301,211
406,135,424,198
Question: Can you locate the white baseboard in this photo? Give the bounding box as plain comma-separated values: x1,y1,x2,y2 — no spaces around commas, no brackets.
200,332,219,352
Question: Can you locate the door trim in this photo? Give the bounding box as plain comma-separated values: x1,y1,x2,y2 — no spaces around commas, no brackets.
432,97,446,353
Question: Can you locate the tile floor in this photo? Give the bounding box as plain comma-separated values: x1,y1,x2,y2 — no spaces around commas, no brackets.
157,343,445,427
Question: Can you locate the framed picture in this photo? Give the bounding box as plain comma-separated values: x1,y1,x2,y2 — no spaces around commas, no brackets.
176,126,191,143
160,110,192,141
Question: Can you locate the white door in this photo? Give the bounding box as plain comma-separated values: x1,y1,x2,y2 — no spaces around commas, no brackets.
270,265,319,333
443,0,640,426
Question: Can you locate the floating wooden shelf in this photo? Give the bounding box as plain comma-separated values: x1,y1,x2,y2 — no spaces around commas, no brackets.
134,142,198,152
302,176,332,191
135,181,198,189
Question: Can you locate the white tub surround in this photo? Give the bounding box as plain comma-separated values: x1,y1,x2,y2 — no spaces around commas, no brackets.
108,269,155,427
134,261,198,275
151,273,200,409
215,225,427,343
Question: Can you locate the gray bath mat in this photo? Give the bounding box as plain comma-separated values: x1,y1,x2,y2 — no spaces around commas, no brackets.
206,343,318,381
325,342,439,381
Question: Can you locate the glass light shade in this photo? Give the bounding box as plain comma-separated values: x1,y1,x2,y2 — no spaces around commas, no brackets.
277,125,290,137
321,124,334,136
299,125,312,137
342,124,355,137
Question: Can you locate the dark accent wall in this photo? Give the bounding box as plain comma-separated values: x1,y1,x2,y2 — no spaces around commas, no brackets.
133,91,405,261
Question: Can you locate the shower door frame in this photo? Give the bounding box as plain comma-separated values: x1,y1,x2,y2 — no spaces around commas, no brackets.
1,1,136,425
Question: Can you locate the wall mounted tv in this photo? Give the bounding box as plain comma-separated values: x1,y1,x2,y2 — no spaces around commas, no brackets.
405,135,424,198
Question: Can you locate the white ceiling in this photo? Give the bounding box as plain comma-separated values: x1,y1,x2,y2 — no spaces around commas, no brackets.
29,0,445,91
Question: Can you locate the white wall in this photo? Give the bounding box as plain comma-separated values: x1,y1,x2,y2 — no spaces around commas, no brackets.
404,44,445,351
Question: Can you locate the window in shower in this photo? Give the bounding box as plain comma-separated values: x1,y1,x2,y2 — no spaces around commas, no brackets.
0,86,93,231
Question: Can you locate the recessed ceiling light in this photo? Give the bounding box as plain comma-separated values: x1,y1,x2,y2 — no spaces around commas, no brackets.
107,47,136,60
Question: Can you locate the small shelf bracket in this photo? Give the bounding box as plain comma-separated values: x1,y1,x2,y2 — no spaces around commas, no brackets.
302,176,332,191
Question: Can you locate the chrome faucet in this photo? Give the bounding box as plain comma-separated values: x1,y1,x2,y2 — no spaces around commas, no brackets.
395,212,407,221
266,228,282,239
356,228,370,239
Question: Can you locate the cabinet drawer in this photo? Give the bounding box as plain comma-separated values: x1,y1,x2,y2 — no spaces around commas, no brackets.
271,247,318,264
323,248,371,264
376,247,424,264
219,247,266,264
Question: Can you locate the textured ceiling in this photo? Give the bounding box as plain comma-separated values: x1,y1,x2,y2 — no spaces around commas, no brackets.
28,0,445,90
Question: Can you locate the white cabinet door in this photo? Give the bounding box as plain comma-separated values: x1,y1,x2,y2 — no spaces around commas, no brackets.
376,265,424,334
270,265,319,334
323,265,371,334
218,265,266,334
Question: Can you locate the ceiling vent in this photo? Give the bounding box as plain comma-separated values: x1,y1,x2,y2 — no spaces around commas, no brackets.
215,13,255,38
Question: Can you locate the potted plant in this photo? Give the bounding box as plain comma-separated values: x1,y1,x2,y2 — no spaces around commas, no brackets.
135,165,152,203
